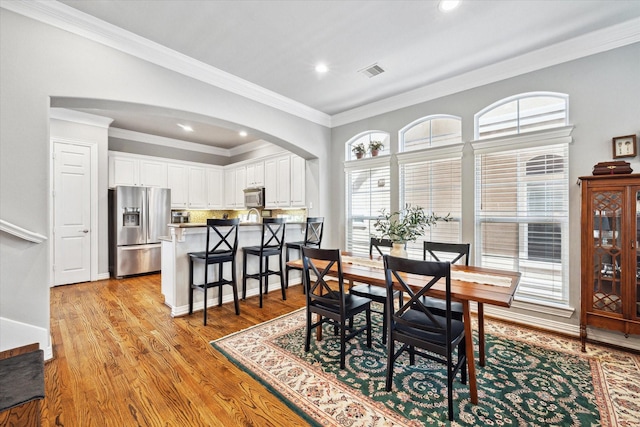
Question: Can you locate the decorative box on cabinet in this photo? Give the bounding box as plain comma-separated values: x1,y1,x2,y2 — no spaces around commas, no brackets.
579,174,640,351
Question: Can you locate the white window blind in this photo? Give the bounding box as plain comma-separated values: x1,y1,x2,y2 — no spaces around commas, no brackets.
475,143,569,304
400,155,462,259
345,163,391,256
476,93,568,140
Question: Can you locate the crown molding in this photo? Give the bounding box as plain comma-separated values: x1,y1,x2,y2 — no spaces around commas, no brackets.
108,127,231,157
50,108,114,128
4,1,638,130
331,17,640,127
1,0,332,128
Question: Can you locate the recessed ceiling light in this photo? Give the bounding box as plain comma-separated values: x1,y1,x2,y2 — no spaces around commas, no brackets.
438,0,460,12
315,63,328,73
239,131,248,137
177,123,193,132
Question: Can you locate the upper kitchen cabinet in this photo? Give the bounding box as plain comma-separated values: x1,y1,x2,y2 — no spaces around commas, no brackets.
167,163,188,209
245,161,265,188
224,165,246,208
290,155,306,207
108,151,167,188
187,166,207,209
206,167,223,209
264,154,305,208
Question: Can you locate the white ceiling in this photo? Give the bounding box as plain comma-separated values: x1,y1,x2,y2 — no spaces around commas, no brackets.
29,1,640,149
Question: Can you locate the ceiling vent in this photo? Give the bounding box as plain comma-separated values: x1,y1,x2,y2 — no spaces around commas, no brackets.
359,63,385,78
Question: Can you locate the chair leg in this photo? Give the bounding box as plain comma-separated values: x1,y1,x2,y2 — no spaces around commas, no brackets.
285,247,290,288
218,263,223,307
366,308,372,348
232,259,240,315
385,337,395,391
381,305,387,345
188,258,194,315
203,270,208,326
279,252,286,301
242,251,247,300
305,311,312,352
340,321,347,369
259,255,264,308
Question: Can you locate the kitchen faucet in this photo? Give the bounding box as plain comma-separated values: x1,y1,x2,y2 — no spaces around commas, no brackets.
246,208,261,223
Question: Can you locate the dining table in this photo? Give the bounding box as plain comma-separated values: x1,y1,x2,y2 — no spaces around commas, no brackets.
286,253,521,405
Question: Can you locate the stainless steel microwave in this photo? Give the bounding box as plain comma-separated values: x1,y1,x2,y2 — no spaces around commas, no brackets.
244,187,264,208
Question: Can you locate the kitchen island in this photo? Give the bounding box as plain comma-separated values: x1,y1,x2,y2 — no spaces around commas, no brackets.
160,222,305,317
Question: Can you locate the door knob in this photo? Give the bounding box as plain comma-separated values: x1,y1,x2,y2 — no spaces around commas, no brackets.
80,229,89,233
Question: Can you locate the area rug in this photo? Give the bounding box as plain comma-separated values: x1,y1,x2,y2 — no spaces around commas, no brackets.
211,307,640,426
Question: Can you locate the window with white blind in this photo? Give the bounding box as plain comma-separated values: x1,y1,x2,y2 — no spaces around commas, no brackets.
399,116,463,259
474,137,571,305
475,92,568,140
345,158,391,256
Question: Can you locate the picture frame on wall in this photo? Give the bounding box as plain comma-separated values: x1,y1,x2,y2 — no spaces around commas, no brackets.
612,134,637,159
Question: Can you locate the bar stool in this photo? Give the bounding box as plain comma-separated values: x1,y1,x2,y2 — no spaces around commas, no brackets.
285,217,324,288
242,218,287,308
188,218,240,326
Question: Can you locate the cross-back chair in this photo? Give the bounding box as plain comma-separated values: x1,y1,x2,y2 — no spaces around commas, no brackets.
285,217,324,288
383,255,467,421
242,218,287,308
349,237,401,344
421,242,471,320
301,247,372,369
188,218,240,325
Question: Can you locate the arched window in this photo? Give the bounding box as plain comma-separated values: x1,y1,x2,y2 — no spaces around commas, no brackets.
475,92,568,140
398,116,463,258
344,131,391,254
400,115,461,152
473,92,571,306
346,131,390,161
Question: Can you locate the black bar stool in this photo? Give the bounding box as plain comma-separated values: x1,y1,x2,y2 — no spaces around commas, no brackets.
242,218,287,308
285,217,324,287
188,218,240,325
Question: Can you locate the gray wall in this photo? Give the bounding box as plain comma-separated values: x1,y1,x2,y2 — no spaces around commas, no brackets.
0,9,331,348
331,42,640,329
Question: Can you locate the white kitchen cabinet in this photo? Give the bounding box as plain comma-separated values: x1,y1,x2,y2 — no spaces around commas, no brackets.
224,167,237,208
139,159,168,187
108,153,167,188
167,163,188,209
245,161,264,188
188,166,207,209
290,155,306,207
235,167,246,206
206,167,223,209
265,155,292,208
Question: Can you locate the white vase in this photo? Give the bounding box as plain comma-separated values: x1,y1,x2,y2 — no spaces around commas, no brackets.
390,242,407,258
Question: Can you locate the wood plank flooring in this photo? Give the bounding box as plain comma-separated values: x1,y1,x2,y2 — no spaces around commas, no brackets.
44,274,310,426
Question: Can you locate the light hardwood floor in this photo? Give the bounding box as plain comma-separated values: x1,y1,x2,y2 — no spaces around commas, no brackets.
44,274,310,426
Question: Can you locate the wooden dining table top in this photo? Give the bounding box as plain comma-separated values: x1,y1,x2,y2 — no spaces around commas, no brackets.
286,255,521,307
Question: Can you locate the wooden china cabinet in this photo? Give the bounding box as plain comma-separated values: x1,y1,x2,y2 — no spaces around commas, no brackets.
579,174,640,351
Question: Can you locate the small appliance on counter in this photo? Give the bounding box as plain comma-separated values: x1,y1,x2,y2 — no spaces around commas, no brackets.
172,211,190,224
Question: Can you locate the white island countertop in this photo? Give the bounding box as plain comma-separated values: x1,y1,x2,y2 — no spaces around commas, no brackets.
161,221,305,317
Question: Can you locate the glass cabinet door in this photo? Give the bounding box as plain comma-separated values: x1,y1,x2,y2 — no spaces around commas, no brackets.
592,191,623,314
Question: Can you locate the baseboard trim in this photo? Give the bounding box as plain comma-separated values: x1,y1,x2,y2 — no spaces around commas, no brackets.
0,317,53,360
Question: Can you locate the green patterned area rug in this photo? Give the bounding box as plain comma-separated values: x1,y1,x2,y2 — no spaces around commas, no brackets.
211,307,639,427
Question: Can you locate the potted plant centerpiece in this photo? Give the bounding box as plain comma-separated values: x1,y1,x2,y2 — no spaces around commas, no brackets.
352,143,366,159
368,140,384,157
373,205,450,257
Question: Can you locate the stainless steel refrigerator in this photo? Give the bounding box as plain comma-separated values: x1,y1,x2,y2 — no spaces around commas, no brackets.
109,186,171,278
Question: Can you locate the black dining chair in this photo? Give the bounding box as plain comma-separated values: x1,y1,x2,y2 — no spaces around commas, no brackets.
284,217,324,288
301,247,372,369
188,218,240,326
421,241,471,321
349,237,402,344
242,218,287,308
383,254,467,421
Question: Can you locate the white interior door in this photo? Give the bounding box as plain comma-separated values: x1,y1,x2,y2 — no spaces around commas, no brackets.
54,142,91,285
